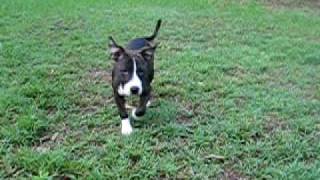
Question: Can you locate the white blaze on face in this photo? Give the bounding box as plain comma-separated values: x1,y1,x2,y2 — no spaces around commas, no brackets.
118,58,142,96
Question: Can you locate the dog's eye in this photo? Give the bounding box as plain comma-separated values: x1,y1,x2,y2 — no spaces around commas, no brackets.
137,70,144,76
120,70,129,75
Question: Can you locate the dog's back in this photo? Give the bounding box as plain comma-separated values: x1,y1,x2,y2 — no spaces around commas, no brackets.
126,19,162,50
126,38,149,50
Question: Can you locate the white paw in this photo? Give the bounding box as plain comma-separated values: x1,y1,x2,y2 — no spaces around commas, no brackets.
121,118,133,135
131,108,140,120
146,100,151,107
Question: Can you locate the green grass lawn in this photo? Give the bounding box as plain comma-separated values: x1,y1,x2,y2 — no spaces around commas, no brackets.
1,0,320,179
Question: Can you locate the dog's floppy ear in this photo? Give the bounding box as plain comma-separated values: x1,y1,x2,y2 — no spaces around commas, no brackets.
140,43,159,61
109,36,125,61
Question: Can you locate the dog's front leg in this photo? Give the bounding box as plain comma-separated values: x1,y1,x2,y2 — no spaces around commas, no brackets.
114,93,132,135
132,92,151,120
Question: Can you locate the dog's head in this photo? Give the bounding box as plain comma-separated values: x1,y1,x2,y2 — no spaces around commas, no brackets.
109,36,157,96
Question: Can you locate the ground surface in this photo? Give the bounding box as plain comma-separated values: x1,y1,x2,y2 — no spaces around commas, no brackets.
1,0,320,179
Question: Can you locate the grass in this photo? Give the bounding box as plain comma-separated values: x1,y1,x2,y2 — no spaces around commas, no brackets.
1,0,320,179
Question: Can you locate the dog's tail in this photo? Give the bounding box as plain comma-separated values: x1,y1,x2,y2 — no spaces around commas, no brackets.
146,19,162,41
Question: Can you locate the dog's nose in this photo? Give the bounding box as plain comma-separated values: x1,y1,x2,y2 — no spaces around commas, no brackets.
130,86,139,95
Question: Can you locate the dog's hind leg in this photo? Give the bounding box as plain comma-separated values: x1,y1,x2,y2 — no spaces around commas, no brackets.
146,100,151,107
131,92,151,120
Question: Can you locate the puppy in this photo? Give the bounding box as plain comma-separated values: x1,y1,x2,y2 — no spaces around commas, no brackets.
108,19,161,135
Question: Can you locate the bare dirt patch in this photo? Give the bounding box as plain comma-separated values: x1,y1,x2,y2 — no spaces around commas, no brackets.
49,17,86,32
176,101,199,125
74,91,112,116
220,168,248,180
72,68,113,115
262,0,320,10
223,66,247,78
263,67,320,101
33,123,70,153
88,68,112,83
176,113,193,125
263,112,289,135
